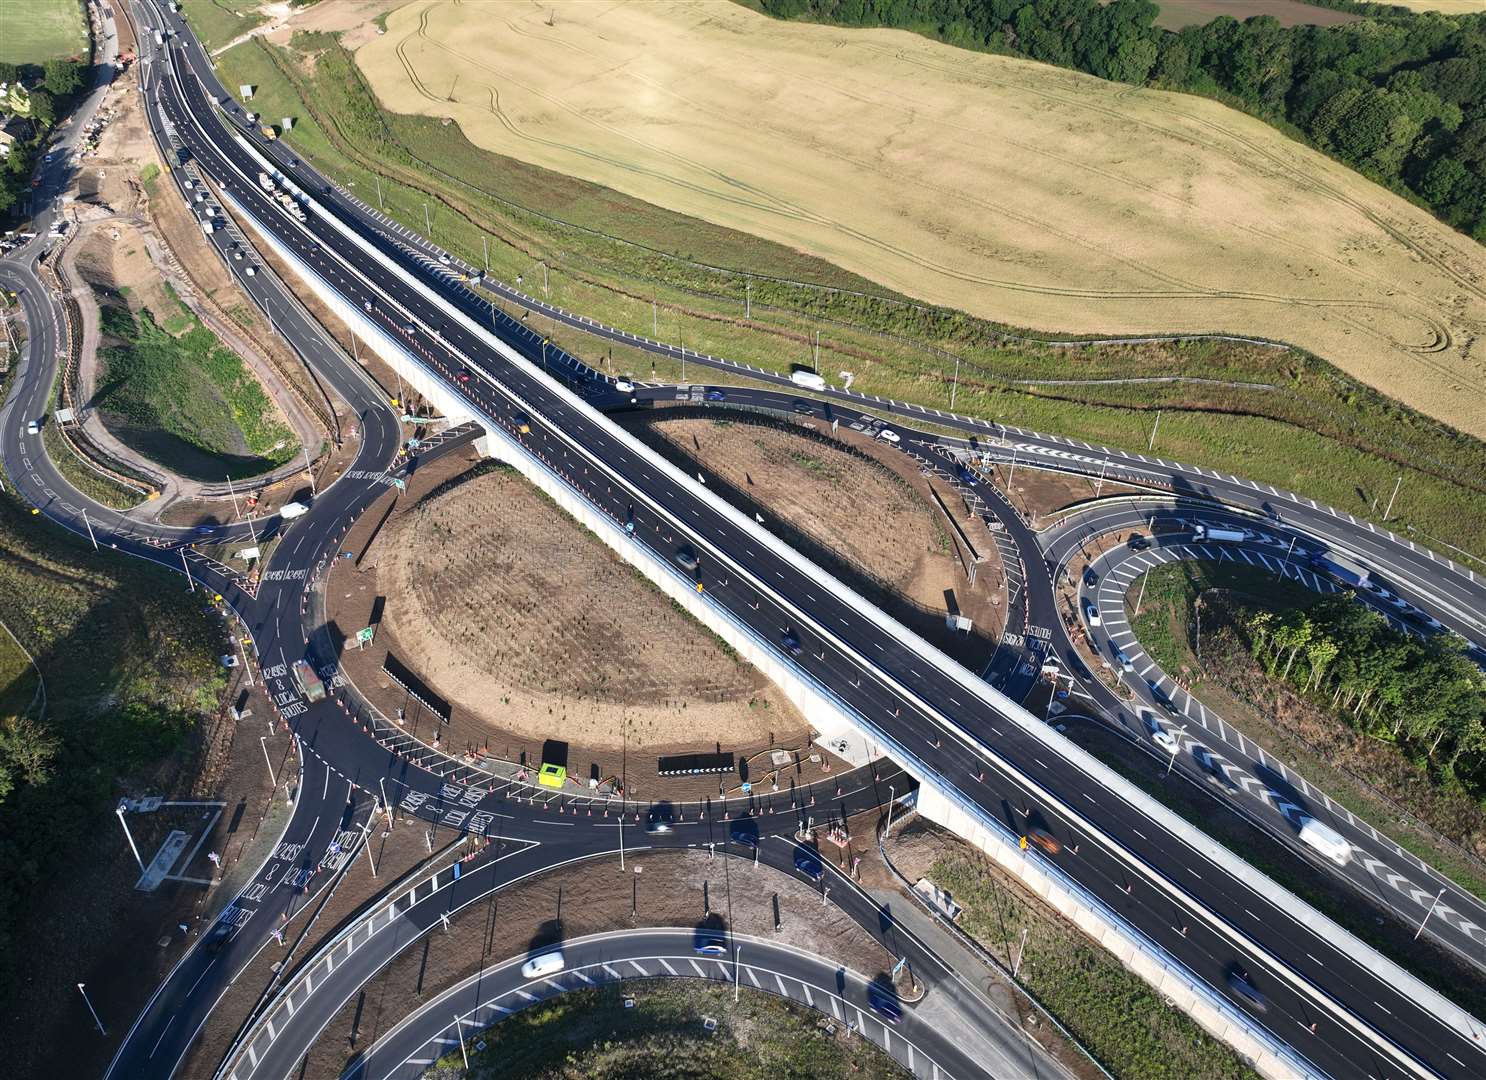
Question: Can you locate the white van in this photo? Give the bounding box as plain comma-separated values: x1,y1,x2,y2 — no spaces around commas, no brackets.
520,950,565,978
279,501,309,520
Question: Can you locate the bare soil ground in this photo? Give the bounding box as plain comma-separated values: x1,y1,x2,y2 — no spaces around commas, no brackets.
329,449,814,786
264,0,408,51
630,410,1006,671
356,0,1486,438
279,846,896,1080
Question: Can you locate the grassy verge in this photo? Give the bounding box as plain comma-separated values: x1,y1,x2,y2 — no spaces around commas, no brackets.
0,487,228,988
178,0,265,53
929,849,1259,1080
431,980,906,1080
94,304,297,481
1121,561,1486,905
0,621,39,720
1072,720,1486,1017
138,162,160,197
41,420,146,509
207,31,1486,559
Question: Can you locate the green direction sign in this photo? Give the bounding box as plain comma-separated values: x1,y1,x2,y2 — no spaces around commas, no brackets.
401,415,440,425
356,626,375,646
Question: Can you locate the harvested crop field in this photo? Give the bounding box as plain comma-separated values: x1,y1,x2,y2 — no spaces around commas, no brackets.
374,462,797,751
358,0,1486,436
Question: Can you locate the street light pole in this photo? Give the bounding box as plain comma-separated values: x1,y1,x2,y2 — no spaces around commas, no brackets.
1147,410,1161,452
1415,888,1446,940
884,784,897,838
116,805,145,873
1095,457,1108,497
379,777,393,831
77,983,105,1036
1384,474,1403,520
180,547,195,592
260,735,277,787
949,355,960,411
454,1015,469,1069
81,508,98,552
1165,725,1188,778
1134,571,1150,616
304,445,316,496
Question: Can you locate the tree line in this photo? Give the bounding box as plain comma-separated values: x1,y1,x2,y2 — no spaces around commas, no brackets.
1247,595,1486,793
0,58,87,220
758,0,1486,240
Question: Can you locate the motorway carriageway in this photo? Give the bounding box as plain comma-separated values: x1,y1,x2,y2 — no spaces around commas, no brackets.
143,5,1484,1077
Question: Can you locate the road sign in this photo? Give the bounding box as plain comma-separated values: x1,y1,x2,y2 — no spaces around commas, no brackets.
355,626,375,648
392,477,406,491
400,415,439,425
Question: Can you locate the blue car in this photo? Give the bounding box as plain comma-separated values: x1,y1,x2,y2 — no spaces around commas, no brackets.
867,986,902,1024
794,851,824,882
706,389,726,401
729,825,758,848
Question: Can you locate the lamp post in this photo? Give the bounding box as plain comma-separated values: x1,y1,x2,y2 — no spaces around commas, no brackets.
78,983,105,1036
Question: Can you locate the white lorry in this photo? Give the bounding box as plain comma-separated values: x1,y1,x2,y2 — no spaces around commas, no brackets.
279,501,309,520
790,370,826,391
1193,523,1246,543
1298,816,1352,866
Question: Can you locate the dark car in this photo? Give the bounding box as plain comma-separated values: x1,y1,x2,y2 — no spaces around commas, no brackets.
1127,533,1149,551
203,918,235,954
794,851,824,882
674,545,700,572
791,400,813,415
705,389,726,401
781,630,803,657
729,824,758,848
867,986,902,1024
1227,969,1268,1013
645,805,674,834
1083,567,1099,587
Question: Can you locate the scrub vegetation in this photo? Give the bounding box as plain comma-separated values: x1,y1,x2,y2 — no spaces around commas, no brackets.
213,31,1486,560
427,980,908,1080
0,489,227,988
93,304,297,481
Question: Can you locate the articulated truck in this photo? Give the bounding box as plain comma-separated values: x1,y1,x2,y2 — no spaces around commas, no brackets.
1192,523,1246,542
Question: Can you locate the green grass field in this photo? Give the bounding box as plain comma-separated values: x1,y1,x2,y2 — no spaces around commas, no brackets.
94,303,297,481
178,0,265,54
0,0,89,65
0,622,39,721
208,32,1486,562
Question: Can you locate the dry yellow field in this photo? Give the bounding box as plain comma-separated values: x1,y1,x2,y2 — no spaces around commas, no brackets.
1386,2,1483,13
356,0,1486,435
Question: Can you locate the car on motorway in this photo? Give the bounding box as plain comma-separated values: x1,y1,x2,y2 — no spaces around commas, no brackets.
614,379,635,393
645,805,674,834
729,822,758,848
244,265,257,276
362,300,372,312
674,545,699,571
514,414,531,434
867,985,903,1024
1026,827,1061,855
705,389,726,401
793,850,824,881
781,629,803,657
402,321,415,334
876,428,901,444
1113,646,1134,672
1083,599,1100,626
1226,968,1268,1013
457,368,471,383
521,950,566,979
232,249,244,261
791,400,813,415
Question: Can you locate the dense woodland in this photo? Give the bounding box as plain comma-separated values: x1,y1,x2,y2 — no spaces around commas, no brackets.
1247,596,1486,796
759,0,1486,239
